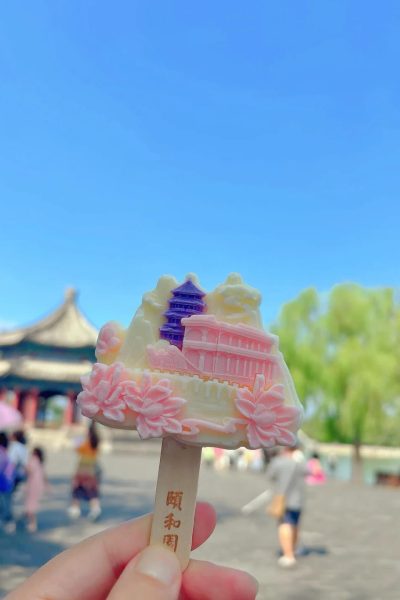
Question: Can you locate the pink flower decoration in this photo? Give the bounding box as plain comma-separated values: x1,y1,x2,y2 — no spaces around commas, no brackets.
78,362,131,422
123,373,186,439
96,322,122,359
235,375,302,449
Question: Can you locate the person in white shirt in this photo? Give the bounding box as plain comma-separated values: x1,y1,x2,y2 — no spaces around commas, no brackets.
8,430,29,490
267,446,308,568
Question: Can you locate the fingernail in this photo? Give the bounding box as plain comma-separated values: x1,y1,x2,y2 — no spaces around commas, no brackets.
134,545,181,586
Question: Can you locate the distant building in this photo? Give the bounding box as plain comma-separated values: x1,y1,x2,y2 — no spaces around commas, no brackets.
160,279,205,349
0,289,97,426
148,314,281,387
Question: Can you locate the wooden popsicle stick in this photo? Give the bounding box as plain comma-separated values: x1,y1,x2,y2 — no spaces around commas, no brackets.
150,437,202,570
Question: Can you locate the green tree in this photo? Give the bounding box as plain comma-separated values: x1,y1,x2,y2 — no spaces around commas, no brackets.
273,284,400,480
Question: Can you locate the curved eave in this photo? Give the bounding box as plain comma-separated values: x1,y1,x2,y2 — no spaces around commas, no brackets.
0,291,98,349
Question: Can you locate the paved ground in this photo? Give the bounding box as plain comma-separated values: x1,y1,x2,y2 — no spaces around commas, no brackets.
1,444,400,599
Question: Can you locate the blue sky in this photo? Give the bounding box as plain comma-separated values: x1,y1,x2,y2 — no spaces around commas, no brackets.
1,1,399,330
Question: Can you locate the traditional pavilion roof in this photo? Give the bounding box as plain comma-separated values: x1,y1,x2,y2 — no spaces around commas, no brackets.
0,289,98,349
0,289,97,389
172,279,206,297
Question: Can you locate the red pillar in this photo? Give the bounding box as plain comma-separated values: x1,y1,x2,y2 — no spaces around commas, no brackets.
63,392,75,426
24,389,39,425
11,389,21,411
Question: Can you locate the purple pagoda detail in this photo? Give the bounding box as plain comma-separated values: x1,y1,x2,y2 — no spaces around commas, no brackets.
160,279,206,349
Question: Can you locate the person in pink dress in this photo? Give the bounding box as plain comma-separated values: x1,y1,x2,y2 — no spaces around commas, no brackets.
25,447,46,532
306,452,327,486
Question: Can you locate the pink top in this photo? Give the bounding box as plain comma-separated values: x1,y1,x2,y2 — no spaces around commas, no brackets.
25,455,46,514
306,458,326,485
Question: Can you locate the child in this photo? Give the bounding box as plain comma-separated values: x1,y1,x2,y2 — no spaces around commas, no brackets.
306,452,327,486
25,447,46,532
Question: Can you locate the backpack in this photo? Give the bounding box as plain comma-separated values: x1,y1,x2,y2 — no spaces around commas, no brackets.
0,451,14,493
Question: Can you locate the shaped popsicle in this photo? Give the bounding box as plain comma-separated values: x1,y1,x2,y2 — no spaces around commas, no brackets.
77,274,303,567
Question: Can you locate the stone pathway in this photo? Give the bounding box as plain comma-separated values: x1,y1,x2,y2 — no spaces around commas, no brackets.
1,447,400,599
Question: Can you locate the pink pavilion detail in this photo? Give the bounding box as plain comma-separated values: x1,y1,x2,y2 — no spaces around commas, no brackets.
147,314,282,388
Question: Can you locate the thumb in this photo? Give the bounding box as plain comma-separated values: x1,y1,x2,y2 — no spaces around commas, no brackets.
107,545,182,600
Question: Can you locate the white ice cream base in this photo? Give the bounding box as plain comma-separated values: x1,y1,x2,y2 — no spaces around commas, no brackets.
93,357,301,449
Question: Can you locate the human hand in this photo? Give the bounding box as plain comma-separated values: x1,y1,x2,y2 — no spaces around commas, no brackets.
6,502,258,600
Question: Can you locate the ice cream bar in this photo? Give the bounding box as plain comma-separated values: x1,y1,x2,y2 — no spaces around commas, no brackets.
77,274,303,568
77,273,302,449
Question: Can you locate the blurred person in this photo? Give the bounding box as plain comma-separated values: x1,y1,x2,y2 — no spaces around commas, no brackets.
262,448,272,470
233,447,245,470
202,446,214,468
249,449,264,472
68,422,102,521
25,447,47,532
267,446,308,568
306,452,326,486
231,447,248,470
327,452,337,476
8,430,29,491
237,448,252,471
293,446,306,464
0,431,16,533
225,448,239,470
5,502,258,600
213,447,229,471
262,447,279,471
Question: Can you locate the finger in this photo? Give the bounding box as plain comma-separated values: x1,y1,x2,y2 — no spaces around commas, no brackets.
181,559,259,600
107,546,181,600
191,501,217,550
6,502,216,600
